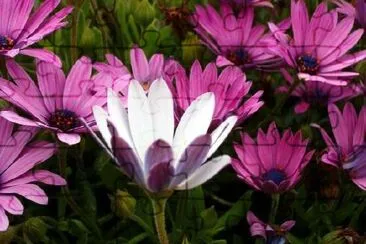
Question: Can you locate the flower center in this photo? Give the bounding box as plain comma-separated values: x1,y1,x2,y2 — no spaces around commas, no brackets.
297,55,319,74
0,35,14,51
226,48,251,65
263,169,286,185
49,110,79,132
266,234,286,244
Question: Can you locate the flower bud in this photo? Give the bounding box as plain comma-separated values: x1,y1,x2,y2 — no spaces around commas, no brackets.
134,0,156,26
23,218,48,242
110,190,136,218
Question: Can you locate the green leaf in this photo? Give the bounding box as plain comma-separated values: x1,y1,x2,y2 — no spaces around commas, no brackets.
200,206,218,229
213,191,252,235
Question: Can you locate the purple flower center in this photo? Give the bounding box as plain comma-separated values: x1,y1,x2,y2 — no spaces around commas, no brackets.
49,110,79,132
226,48,251,65
263,169,286,185
0,35,14,51
297,55,319,74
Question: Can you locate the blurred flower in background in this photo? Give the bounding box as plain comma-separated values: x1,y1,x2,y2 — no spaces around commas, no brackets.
247,211,295,243
0,117,65,231
232,122,314,194
0,0,73,67
315,103,366,190
166,60,263,129
269,0,366,86
0,57,114,145
192,3,281,70
333,0,366,31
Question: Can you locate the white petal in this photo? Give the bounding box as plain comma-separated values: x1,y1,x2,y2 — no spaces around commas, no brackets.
93,106,112,148
148,78,174,144
207,116,238,158
128,80,154,164
172,92,215,168
107,89,133,146
175,155,231,190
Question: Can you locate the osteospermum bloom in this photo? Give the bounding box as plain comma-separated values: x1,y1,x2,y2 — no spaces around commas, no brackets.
221,0,273,8
0,117,65,231
247,211,295,243
91,79,237,193
278,70,361,113
315,103,366,190
333,0,366,31
94,47,165,93
0,57,113,145
269,0,366,86
232,122,314,194
192,4,281,70
0,0,73,67
166,60,263,128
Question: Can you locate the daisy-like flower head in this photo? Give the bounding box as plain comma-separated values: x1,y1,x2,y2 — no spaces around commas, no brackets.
247,211,295,243
91,78,238,193
192,3,282,70
0,57,114,145
221,0,273,8
0,116,65,231
94,46,166,95
232,122,314,194
0,0,73,67
269,0,366,86
166,60,263,129
278,69,362,114
333,0,366,31
315,103,366,190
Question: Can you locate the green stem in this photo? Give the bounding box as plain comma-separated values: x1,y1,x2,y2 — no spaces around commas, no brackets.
129,214,154,236
151,198,169,244
269,194,280,224
57,145,102,239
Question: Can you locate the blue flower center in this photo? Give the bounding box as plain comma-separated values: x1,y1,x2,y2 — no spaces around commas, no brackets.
263,169,286,185
297,55,319,74
0,35,14,51
267,235,286,244
49,110,79,132
226,48,250,65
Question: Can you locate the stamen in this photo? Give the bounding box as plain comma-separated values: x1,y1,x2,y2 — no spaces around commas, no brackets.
297,55,319,74
0,35,14,51
49,110,79,132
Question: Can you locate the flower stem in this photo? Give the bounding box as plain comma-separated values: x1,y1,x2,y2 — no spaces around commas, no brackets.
269,193,280,224
57,145,102,239
151,197,169,244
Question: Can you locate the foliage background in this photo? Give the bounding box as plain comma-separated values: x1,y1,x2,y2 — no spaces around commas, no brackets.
2,0,366,243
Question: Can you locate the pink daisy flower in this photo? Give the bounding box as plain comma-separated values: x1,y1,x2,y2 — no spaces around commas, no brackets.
247,211,295,243
0,57,114,145
278,69,361,114
166,60,263,129
192,3,282,70
232,122,314,194
333,0,366,31
269,0,366,86
94,47,166,94
0,116,65,231
0,0,73,67
315,103,366,190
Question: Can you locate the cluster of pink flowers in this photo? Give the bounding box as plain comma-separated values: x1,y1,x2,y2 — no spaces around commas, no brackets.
0,0,364,242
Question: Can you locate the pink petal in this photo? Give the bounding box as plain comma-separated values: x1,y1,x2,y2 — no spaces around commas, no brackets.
20,48,62,68
57,133,81,145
